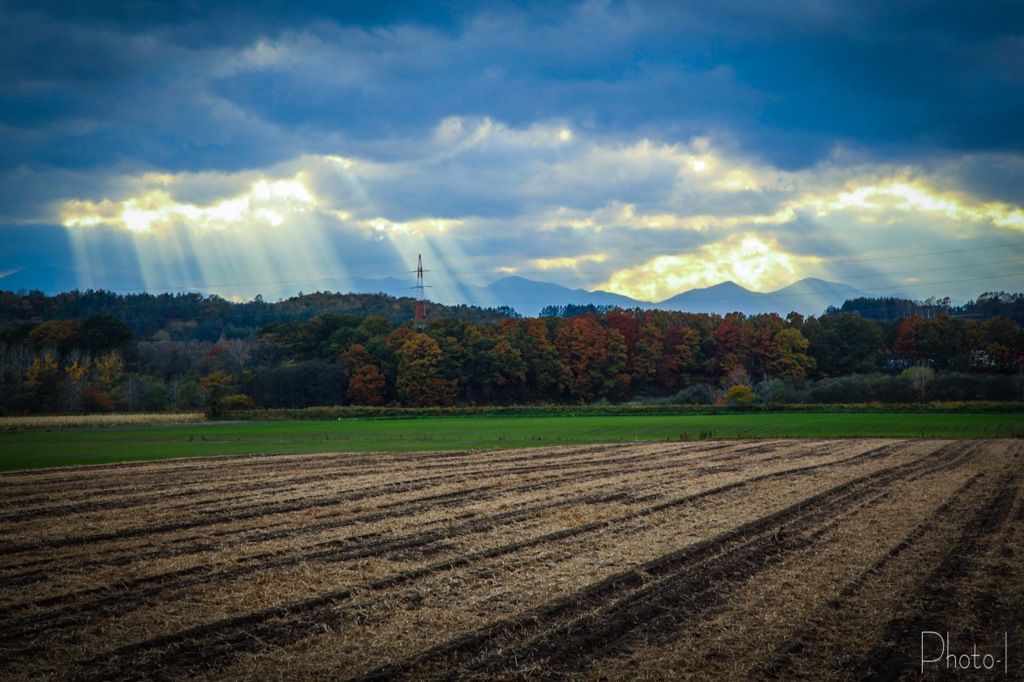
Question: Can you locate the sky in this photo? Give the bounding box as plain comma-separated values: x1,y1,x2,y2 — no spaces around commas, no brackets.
2,0,1023,309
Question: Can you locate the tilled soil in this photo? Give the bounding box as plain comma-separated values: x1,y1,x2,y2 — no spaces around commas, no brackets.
0,439,1020,680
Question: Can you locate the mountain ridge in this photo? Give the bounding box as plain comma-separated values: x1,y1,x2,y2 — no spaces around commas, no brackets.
421,275,870,317
1,266,876,318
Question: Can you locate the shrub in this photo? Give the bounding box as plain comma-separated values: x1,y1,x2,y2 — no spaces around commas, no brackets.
223,394,257,410
807,374,915,404
670,383,717,405
725,385,756,406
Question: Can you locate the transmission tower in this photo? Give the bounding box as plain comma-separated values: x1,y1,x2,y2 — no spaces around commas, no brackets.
413,254,428,328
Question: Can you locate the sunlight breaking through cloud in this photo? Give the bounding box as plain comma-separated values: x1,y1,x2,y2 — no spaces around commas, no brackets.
600,234,821,302
61,177,316,233
807,180,1024,230
46,124,1024,303
58,170,355,299
360,217,464,238
530,253,608,271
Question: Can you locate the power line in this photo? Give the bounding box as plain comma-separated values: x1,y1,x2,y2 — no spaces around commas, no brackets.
835,258,1022,282
30,253,1021,298
19,239,1020,295
5,236,1022,305
800,240,1024,267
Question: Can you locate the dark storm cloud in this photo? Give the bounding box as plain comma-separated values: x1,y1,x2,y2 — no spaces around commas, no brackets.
722,1,1024,163
5,1,1023,179
3,1,1023,300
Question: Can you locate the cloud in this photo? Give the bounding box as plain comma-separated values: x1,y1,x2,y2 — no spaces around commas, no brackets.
5,1,1023,187
529,253,608,272
599,233,819,301
61,176,316,233
4,1,1024,304
812,181,1024,230
51,161,380,298
45,120,1024,303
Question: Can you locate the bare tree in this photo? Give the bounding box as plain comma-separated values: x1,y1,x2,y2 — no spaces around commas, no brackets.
221,338,253,373
122,374,141,413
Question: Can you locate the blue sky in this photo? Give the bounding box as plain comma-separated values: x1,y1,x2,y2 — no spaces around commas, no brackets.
2,0,1023,306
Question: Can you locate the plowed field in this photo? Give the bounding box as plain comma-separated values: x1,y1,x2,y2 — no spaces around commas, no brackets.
1,439,1021,680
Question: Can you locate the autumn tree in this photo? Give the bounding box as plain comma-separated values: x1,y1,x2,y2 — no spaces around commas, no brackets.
199,370,234,417
726,384,756,406
893,316,927,365
346,365,386,406
633,319,664,390
744,314,786,377
395,333,456,407
660,320,702,391
95,351,123,391
80,350,123,413
902,366,935,403
484,337,527,403
555,314,611,403
27,320,81,359
804,314,887,376
520,318,569,401
712,313,751,378
342,344,386,406
605,327,632,399
767,327,815,379
25,353,62,412
63,352,90,412
973,316,1022,371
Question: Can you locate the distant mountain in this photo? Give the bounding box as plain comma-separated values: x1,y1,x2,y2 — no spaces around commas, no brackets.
311,274,868,317
768,278,863,314
469,277,639,317
658,281,753,311
342,275,640,318
657,278,865,317
0,265,873,319
413,276,867,318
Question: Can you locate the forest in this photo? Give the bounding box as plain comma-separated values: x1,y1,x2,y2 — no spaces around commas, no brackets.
1,288,1022,415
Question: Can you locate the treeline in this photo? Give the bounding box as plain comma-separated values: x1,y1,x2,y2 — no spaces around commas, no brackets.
1,287,1022,415
0,289,513,341
833,292,1024,322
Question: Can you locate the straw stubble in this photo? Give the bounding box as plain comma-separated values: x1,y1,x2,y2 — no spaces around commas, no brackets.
0,438,1020,680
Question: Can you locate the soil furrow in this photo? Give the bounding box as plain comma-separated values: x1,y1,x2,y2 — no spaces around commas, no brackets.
848,471,1021,680
2,439,1011,682
752,470,987,680
1,442,900,630
352,447,967,680
64,446,943,681
0,441,886,605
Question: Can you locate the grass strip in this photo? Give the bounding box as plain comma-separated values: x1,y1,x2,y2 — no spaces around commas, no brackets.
1,412,1022,470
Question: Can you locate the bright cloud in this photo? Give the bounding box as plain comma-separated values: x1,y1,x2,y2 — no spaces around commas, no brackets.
61,177,316,233
57,167,353,298
600,234,820,302
433,116,576,154
530,253,608,271
44,122,1024,305
806,180,1024,230
360,216,464,237
4,1,1024,311
539,200,798,233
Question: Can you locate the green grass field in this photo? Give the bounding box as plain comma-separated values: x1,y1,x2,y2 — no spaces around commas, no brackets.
2,412,1023,470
